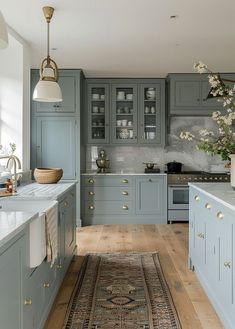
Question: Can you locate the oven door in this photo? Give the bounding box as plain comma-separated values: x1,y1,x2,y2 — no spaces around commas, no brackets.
168,185,189,210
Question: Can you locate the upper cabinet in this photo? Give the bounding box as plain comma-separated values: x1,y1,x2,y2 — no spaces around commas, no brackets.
31,70,80,115
85,78,166,146
111,83,138,144
167,73,233,116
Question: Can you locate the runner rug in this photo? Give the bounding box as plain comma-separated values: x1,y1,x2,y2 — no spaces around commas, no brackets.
64,252,181,329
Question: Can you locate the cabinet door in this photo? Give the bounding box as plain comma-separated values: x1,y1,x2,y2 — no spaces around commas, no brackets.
36,117,76,179
139,84,161,144
135,176,167,221
32,72,77,114
175,81,200,107
87,84,110,144
0,235,25,329
111,84,138,144
201,81,221,109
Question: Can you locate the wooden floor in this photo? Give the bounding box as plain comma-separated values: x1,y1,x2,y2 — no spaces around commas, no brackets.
44,224,224,329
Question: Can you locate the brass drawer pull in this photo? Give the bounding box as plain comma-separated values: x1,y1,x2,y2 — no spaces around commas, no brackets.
205,203,211,209
88,179,94,184
88,205,95,210
217,211,224,220
89,191,95,196
194,195,200,201
122,205,129,210
122,191,128,196
224,261,231,268
24,299,32,306
122,179,129,184
43,282,50,288
197,233,205,239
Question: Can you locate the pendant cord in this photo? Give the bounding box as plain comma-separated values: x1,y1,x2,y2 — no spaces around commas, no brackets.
47,21,50,58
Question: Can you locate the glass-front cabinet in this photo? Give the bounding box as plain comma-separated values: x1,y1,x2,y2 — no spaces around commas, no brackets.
111,84,138,144
139,84,161,144
87,84,109,143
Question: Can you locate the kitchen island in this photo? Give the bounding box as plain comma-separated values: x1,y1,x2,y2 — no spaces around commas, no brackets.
189,182,235,329
0,181,77,329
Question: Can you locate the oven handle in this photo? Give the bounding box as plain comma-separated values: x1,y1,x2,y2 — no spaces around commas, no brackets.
168,185,189,189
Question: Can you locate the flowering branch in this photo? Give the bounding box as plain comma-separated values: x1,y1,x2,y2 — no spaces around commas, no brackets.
180,62,235,161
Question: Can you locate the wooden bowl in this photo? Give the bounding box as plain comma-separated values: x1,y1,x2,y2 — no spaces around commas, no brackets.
34,168,63,184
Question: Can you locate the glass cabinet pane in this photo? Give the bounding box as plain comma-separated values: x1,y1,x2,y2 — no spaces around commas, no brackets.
88,84,109,143
140,84,160,144
112,84,137,143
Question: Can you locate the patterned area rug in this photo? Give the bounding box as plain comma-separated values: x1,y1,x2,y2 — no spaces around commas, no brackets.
64,253,181,329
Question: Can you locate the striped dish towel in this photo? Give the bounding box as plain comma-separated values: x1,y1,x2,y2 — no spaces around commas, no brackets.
45,201,58,267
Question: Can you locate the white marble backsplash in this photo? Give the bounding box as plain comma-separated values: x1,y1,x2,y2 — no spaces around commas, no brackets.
85,117,227,173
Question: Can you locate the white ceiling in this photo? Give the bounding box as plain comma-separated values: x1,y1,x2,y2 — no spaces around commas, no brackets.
1,0,235,77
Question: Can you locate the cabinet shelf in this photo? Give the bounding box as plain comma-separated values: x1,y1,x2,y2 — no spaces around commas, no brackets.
92,113,105,115
144,99,156,102
116,100,133,102
116,113,133,116
144,113,156,116
91,99,105,102
116,126,133,129
92,125,105,128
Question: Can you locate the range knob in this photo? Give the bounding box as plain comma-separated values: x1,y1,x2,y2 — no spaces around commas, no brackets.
214,177,218,181
209,177,213,181
188,177,192,181
219,177,223,181
199,177,203,181
194,177,198,181
204,177,208,181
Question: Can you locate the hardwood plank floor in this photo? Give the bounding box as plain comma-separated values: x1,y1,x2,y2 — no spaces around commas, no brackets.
44,224,224,329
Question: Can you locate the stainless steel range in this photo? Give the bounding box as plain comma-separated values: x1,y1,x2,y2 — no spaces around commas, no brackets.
167,171,230,223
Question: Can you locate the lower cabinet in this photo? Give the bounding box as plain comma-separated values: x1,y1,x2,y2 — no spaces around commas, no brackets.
189,186,235,329
81,174,167,225
0,186,77,329
0,232,26,329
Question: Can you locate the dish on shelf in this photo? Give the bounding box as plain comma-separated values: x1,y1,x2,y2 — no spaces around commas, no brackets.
92,94,100,100
119,128,129,139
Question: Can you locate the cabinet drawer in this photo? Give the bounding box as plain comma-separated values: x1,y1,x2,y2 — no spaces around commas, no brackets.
85,201,133,215
84,186,132,201
82,176,133,187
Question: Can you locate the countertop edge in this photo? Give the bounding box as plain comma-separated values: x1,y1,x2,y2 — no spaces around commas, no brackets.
81,173,167,176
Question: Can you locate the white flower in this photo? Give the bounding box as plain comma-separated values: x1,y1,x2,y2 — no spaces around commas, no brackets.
194,61,208,73
212,111,221,120
180,131,195,141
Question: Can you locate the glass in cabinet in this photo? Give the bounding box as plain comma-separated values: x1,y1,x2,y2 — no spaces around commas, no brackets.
87,84,109,143
111,84,137,143
139,84,161,144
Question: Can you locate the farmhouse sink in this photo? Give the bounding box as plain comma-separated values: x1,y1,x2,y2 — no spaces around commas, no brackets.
0,199,58,267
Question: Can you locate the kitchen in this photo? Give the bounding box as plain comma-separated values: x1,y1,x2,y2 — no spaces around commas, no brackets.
0,1,235,329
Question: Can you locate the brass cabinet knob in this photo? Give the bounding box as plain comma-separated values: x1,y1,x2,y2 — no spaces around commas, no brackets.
224,261,231,268
122,179,128,183
89,191,95,195
88,179,94,184
64,201,68,207
24,299,32,305
122,205,129,210
122,191,128,196
197,233,205,239
43,282,50,288
217,211,224,220
88,205,95,210
194,195,200,201
205,203,211,209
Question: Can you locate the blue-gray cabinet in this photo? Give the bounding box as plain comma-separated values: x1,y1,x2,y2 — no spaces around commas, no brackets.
189,185,235,329
35,117,76,179
135,176,167,221
167,74,223,116
31,69,84,179
81,174,167,225
0,232,26,329
85,79,166,146
87,83,110,144
0,186,77,329
31,70,79,114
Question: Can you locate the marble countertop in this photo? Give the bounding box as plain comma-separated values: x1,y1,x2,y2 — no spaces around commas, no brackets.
9,181,77,200
0,181,77,248
81,172,167,176
0,211,38,248
189,182,235,211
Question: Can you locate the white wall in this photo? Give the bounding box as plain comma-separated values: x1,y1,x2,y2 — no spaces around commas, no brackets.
0,27,30,170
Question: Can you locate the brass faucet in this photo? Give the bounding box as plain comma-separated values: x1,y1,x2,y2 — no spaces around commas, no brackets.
0,155,22,193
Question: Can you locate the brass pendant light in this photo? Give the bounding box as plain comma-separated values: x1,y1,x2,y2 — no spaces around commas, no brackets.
33,6,62,102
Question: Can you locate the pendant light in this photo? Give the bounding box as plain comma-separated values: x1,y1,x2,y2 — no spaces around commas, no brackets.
0,10,8,48
33,6,62,102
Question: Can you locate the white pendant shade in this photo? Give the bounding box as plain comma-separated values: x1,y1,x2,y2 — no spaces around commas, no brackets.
0,11,8,49
33,80,62,102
